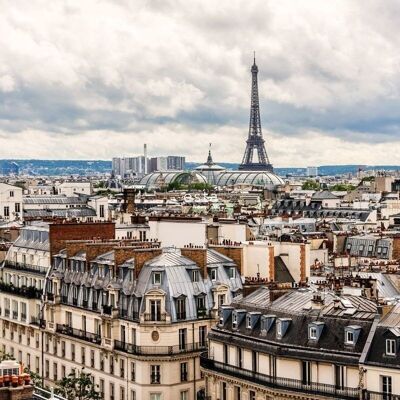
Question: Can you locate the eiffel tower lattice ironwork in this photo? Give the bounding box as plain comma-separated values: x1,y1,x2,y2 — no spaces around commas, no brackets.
239,55,273,172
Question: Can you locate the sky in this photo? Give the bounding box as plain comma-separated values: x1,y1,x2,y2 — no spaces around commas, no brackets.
1,0,400,167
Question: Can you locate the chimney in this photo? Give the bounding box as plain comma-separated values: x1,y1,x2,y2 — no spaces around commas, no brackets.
181,248,208,279
123,189,135,214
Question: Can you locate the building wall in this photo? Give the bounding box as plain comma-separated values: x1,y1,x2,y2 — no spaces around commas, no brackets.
0,183,23,222
148,220,207,248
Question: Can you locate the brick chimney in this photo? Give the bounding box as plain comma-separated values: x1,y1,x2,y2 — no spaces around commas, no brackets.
181,248,208,278
209,245,243,275
132,248,162,278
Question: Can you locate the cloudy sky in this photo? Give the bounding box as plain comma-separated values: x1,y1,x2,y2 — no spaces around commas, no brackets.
1,0,400,166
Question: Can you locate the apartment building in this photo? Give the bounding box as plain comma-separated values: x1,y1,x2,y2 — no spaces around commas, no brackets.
201,287,381,400
0,224,242,400
0,183,23,222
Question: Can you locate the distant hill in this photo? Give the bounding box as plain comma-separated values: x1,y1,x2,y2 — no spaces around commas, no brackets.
0,159,399,177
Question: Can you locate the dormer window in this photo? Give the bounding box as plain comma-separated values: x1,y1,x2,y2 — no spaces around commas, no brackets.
308,322,324,341
232,313,237,328
386,339,396,356
276,318,291,339
346,330,354,344
192,270,200,282
210,269,217,281
152,272,162,285
309,327,317,340
277,321,282,336
228,268,235,279
246,315,251,329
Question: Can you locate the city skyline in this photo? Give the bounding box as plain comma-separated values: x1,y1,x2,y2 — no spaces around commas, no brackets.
1,1,400,166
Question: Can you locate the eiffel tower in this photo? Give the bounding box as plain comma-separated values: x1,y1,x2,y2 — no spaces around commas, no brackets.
239,54,273,172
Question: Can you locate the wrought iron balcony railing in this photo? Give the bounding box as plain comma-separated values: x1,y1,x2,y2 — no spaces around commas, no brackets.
114,340,207,356
4,261,47,275
56,324,101,345
200,353,359,400
0,282,42,299
144,313,167,322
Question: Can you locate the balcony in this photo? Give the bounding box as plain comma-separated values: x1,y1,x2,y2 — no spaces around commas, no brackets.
56,324,101,345
200,353,359,400
101,305,112,315
197,308,210,319
144,313,167,322
364,392,400,400
114,340,207,356
30,317,46,328
3,261,47,275
0,283,42,299
4,309,10,318
119,309,139,322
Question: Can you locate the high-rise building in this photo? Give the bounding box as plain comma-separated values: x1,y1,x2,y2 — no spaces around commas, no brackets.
306,166,318,177
167,156,185,171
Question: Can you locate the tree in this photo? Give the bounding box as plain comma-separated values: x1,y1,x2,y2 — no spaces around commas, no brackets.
302,180,320,190
55,370,101,400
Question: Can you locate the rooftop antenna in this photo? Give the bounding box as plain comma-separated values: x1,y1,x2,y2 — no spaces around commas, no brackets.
253,50,256,64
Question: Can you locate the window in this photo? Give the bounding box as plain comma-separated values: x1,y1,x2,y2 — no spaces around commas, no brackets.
232,313,237,328
45,360,49,378
90,350,95,368
221,382,227,400
120,386,125,400
386,339,396,356
120,359,125,378
196,296,206,317
110,383,115,400
277,321,282,336
192,270,200,282
99,379,104,398
131,390,136,400
210,269,217,281
199,326,207,347
152,272,162,285
53,362,58,381
71,344,75,361
151,365,161,384
234,386,241,400
228,267,235,279
99,205,105,218
131,362,136,382
180,391,188,400
335,365,345,390
249,390,256,400
81,347,85,365
150,394,161,400
382,376,392,398
4,206,9,218
176,298,186,320
179,329,187,351
9,191,14,197
252,350,258,372
180,362,188,382
302,361,311,385
237,347,242,368
345,331,354,344
150,300,161,321
246,315,251,329
218,294,225,307
309,327,317,340
66,311,72,327
109,356,114,374
15,203,20,213
223,344,228,364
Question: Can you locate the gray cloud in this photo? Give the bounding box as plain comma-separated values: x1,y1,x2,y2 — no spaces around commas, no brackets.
0,0,400,166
